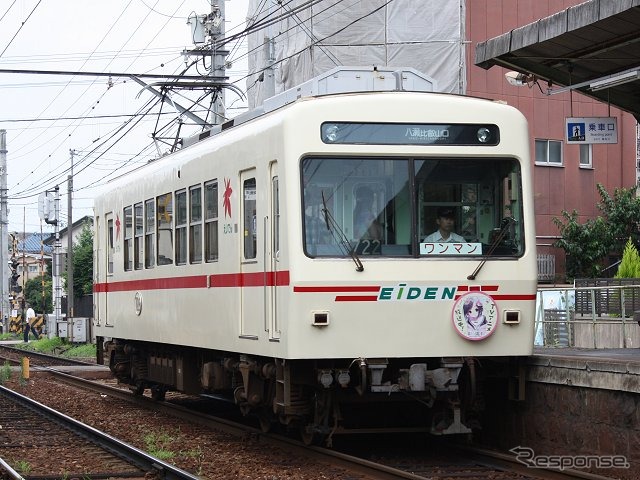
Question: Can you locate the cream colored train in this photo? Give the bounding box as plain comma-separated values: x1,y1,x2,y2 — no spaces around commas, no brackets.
93,68,537,444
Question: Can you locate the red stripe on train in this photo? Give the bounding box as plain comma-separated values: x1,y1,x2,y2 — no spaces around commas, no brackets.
93,270,291,293
335,295,379,302
293,286,381,293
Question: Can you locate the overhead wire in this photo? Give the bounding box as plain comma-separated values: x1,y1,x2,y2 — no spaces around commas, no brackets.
8,0,136,150
0,0,18,24
0,0,42,58
8,0,384,207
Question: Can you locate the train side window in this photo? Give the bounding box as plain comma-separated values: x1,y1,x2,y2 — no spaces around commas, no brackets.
157,193,173,265
243,178,257,260
123,206,133,271
189,185,202,263
107,217,114,275
145,199,155,268
175,189,187,265
272,176,280,254
204,180,218,262
134,203,143,270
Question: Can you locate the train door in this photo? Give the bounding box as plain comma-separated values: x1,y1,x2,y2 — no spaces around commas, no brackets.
267,162,281,340
104,212,115,326
240,170,263,338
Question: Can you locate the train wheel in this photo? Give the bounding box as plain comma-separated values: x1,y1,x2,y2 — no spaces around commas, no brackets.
258,414,273,433
151,385,166,401
299,423,317,446
131,382,144,396
257,410,274,433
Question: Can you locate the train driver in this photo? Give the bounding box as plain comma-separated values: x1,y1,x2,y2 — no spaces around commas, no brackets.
353,186,383,241
423,207,465,243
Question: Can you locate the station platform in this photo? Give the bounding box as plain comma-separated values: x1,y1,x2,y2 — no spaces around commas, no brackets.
529,347,640,393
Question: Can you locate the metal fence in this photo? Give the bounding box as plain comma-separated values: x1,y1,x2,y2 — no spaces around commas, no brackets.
536,283,640,348
537,254,555,283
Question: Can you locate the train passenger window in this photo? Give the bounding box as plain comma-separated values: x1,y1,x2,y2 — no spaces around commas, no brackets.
189,185,202,263
134,203,143,270
107,218,114,275
243,178,257,260
156,193,173,265
204,180,218,262
175,190,187,265
123,206,133,271
272,176,280,254
145,199,155,268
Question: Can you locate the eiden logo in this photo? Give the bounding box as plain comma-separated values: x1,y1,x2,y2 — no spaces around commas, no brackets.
378,284,457,301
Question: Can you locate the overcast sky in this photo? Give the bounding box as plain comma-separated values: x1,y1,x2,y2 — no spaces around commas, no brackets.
0,0,249,233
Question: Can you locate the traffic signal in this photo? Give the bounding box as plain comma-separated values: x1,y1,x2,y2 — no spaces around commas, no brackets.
9,256,21,293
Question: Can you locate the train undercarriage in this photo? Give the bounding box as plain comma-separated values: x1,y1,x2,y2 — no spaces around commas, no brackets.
99,337,484,445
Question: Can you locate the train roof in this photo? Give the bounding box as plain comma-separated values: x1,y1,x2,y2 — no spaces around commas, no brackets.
181,66,438,148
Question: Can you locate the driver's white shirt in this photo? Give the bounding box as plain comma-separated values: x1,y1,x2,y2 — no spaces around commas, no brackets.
423,231,465,243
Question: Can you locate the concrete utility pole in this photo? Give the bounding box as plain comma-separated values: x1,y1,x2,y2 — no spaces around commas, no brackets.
67,149,75,342
0,130,7,333
185,2,228,125
210,0,226,123
52,186,61,338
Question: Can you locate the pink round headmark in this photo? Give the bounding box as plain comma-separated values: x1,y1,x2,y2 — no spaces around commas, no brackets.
451,291,499,341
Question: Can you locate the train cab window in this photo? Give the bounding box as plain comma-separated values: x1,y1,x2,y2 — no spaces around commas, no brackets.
134,203,143,270
123,206,133,271
303,158,410,256
145,199,155,268
415,158,524,257
301,157,525,258
157,193,173,265
189,185,203,264
243,178,257,260
175,189,187,265
204,180,218,262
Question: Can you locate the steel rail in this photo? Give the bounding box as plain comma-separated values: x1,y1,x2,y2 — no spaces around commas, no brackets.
0,385,201,480
10,367,620,480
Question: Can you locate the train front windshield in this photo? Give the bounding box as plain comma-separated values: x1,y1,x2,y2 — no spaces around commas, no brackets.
302,157,524,258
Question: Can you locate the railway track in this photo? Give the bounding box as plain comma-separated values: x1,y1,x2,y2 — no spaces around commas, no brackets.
0,344,93,367
0,384,201,479
14,368,619,480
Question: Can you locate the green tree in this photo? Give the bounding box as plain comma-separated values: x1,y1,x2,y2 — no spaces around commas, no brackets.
63,220,94,298
24,272,52,313
553,184,640,280
615,238,640,278
553,211,611,279
595,184,640,252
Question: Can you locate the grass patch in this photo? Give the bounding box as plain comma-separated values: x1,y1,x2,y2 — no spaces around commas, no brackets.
14,460,31,474
10,336,96,360
62,343,96,358
143,431,176,461
0,361,12,384
0,333,18,341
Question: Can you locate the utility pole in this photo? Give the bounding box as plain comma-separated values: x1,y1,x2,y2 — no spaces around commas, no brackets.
52,187,61,338
0,130,7,334
185,2,228,125
67,149,75,342
210,0,226,123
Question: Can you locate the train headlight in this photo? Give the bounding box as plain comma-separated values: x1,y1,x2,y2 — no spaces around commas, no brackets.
477,127,491,143
323,124,340,143
318,370,333,388
336,370,350,388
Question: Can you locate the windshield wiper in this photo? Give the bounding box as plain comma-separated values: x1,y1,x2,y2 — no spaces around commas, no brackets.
467,217,515,280
321,192,364,272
